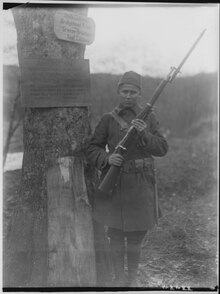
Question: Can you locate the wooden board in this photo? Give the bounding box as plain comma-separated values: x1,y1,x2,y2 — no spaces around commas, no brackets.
20,57,91,107
54,11,95,45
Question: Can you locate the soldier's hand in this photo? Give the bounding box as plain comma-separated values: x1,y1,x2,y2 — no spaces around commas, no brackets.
131,119,147,133
108,153,124,166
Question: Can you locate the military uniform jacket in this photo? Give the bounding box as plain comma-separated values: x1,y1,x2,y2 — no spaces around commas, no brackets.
87,103,168,232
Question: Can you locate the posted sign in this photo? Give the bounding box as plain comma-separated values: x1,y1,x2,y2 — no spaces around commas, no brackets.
54,11,95,45
20,57,91,107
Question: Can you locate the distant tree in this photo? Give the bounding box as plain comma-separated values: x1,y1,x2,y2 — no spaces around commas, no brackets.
3,78,21,166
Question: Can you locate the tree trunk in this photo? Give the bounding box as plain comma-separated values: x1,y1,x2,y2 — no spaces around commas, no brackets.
4,5,96,287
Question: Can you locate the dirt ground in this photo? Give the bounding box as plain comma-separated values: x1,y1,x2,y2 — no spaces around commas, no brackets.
3,132,218,289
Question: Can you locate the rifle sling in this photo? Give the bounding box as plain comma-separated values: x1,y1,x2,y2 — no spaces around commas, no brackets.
110,110,130,131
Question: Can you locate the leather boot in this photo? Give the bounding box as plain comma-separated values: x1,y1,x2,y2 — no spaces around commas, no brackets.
110,237,126,287
127,240,142,287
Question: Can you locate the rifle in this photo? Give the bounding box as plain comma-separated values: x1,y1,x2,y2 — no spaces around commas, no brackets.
98,29,206,195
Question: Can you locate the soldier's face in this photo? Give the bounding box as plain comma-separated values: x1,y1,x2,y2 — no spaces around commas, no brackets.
118,84,141,108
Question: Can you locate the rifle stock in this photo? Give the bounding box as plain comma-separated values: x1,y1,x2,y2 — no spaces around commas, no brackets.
97,29,206,195
98,165,121,194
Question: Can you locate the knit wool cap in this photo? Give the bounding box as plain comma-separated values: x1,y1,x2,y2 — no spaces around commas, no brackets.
118,71,142,90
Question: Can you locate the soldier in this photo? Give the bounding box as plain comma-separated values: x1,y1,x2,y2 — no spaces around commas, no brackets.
86,71,168,287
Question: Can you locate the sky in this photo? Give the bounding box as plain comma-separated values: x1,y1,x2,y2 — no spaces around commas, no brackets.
1,3,219,77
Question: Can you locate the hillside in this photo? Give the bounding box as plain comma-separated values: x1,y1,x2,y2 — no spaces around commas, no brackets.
89,72,218,136
2,65,218,153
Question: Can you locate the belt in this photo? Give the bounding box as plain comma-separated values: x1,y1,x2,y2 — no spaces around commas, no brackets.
121,157,154,173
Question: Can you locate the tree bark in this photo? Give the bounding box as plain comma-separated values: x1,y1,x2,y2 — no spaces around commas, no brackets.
4,5,96,287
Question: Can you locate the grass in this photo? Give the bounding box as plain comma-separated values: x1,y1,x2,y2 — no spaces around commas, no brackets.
139,132,218,288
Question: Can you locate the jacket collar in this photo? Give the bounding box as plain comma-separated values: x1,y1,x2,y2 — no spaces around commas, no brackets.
114,103,142,116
